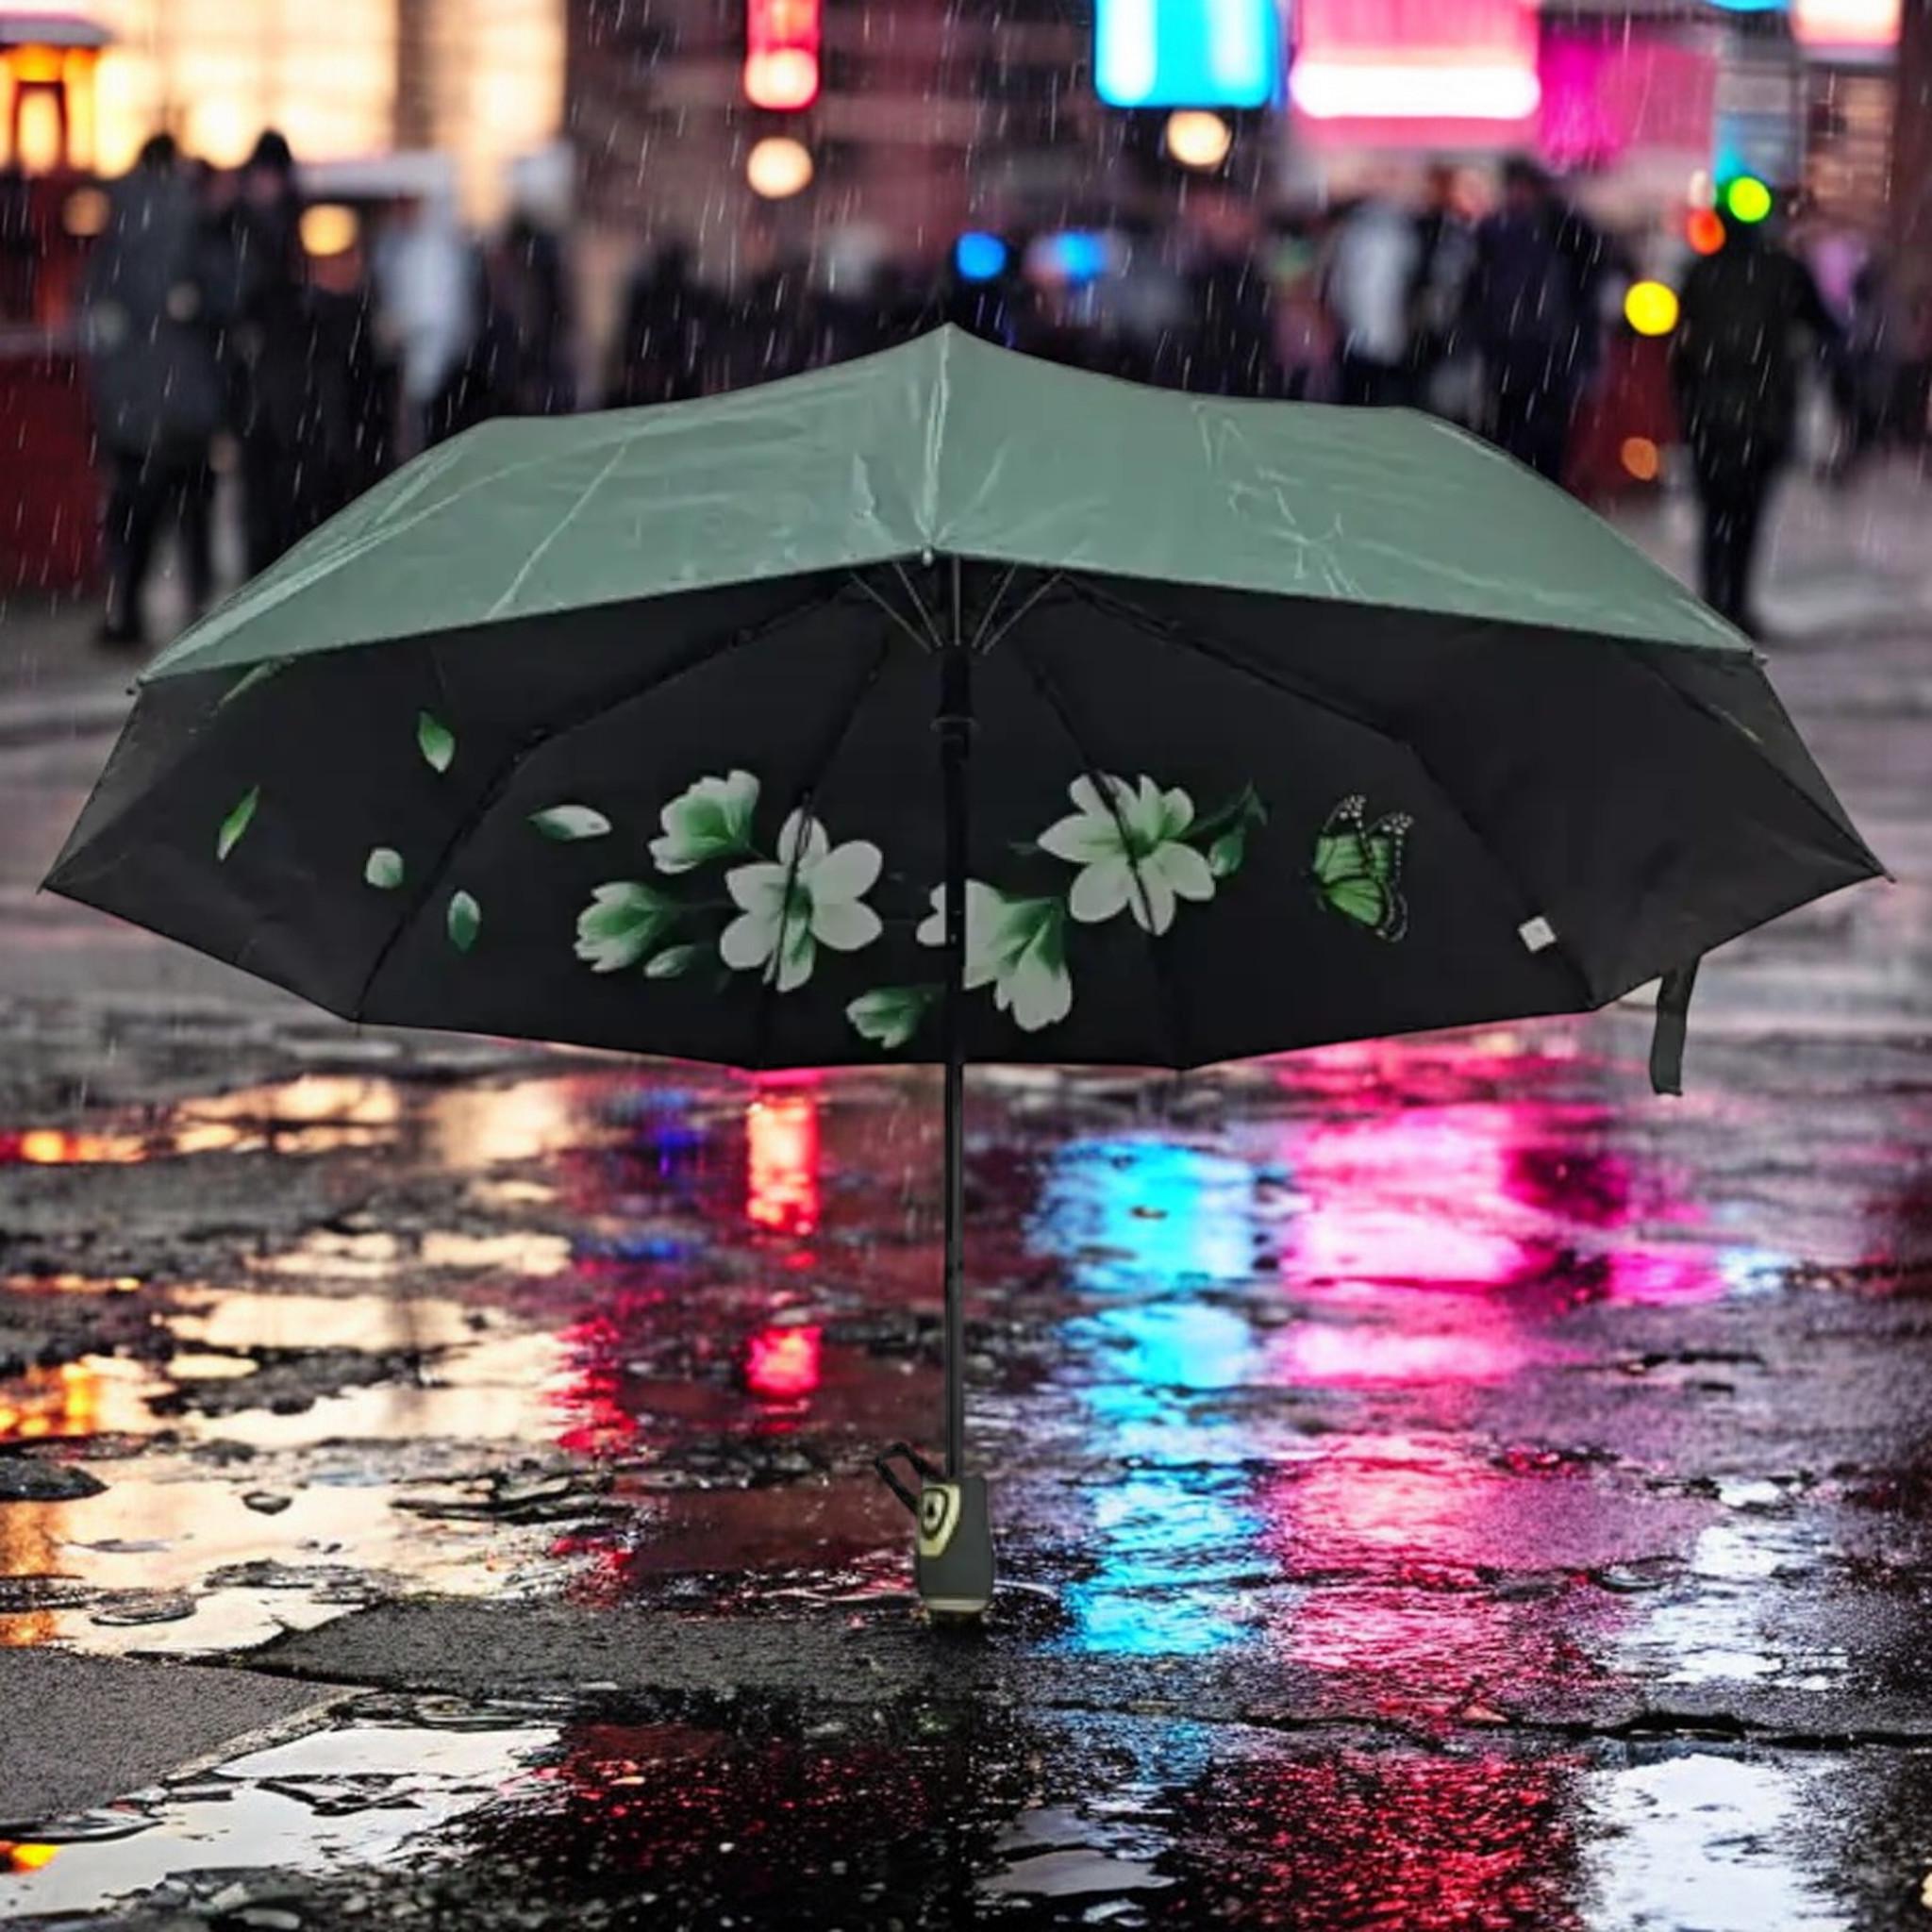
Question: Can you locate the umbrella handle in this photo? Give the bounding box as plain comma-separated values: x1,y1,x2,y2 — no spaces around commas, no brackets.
874,1441,941,1515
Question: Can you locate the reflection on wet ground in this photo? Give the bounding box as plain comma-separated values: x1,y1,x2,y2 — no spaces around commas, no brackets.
0,1700,1894,1931
0,925,1929,1916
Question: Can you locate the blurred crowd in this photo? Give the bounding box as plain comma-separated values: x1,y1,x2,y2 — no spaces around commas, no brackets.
77,131,1932,648
77,131,572,647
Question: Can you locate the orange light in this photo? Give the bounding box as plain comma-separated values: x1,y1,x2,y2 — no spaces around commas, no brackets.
746,1092,819,1235
3,1843,58,1871
1621,437,1660,481
744,1323,822,1400
1686,208,1724,256
745,0,820,108
1792,0,1900,51
10,1129,144,1165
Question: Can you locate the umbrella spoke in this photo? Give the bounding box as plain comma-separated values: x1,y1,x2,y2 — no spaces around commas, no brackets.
975,571,1066,658
847,568,940,656
890,559,948,652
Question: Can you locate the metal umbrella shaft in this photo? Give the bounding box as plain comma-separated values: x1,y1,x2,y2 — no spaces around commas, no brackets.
939,568,971,1479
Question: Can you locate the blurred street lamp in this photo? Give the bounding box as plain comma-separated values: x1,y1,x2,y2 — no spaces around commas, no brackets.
1165,109,1233,170
745,135,813,199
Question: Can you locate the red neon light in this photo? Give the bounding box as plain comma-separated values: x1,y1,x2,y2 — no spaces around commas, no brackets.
746,1092,820,1235
745,1324,823,1401
745,0,820,109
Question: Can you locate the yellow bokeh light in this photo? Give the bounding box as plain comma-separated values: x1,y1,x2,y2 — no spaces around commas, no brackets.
1624,280,1680,338
1165,110,1232,171
298,204,359,258
4,1843,58,1871
745,135,813,200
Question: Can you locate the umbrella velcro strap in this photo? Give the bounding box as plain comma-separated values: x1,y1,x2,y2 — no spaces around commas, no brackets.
1650,960,1701,1097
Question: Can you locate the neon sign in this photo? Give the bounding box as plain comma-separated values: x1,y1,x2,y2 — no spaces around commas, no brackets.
1094,0,1281,110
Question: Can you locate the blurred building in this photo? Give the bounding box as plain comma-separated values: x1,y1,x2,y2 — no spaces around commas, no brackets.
567,0,1916,250
0,0,564,219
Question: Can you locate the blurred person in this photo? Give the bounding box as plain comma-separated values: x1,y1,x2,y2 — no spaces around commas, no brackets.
303,226,394,521
373,191,481,454
607,240,708,407
488,209,575,415
1836,255,1903,478
0,162,35,323
1177,188,1279,398
1268,211,1337,402
217,129,311,576
1465,157,1608,482
1410,164,1480,422
1322,186,1420,407
1671,202,1839,636
79,133,225,648
709,227,812,393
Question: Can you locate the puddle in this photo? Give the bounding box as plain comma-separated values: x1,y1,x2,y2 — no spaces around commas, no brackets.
0,1720,557,1920
1585,1752,1852,1930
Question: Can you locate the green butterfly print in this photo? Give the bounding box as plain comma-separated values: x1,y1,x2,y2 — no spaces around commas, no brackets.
1312,794,1411,942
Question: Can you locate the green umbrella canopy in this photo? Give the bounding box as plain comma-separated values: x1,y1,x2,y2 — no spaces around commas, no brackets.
59,325,1875,1082
146,325,1741,686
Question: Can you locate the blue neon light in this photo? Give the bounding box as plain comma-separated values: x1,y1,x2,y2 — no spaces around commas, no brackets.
1095,0,1280,109
953,231,1008,282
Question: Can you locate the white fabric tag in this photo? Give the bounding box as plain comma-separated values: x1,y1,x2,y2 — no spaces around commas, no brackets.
1519,916,1557,954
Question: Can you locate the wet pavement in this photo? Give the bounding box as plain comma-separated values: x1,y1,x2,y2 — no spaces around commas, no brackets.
0,466,1930,1926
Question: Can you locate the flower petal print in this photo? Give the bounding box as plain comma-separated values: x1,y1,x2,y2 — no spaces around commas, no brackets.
720,809,883,992
651,770,759,874
1039,774,1215,935
575,881,678,973
920,883,1071,1032
847,985,939,1051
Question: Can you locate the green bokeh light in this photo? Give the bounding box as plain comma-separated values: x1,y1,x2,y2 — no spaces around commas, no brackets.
1723,175,1774,225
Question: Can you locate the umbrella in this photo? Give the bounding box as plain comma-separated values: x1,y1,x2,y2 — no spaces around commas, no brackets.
48,327,1881,1618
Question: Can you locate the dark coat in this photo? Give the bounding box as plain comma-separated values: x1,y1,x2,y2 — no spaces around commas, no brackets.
1672,233,1839,459
80,167,226,458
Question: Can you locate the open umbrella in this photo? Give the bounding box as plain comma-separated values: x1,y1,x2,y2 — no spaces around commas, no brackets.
47,327,1880,1617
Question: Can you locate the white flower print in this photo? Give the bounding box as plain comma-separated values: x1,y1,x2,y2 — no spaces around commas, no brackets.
721,809,883,991
1038,774,1216,935
919,882,1072,1032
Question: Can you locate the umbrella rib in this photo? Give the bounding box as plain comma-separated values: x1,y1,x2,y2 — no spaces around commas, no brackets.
891,559,948,651
976,572,1065,658
1058,576,1602,1010
847,569,936,655
348,584,852,1024
1620,650,1888,880
745,631,896,1071
966,565,1019,653
1012,641,1192,1069
1062,577,1395,737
